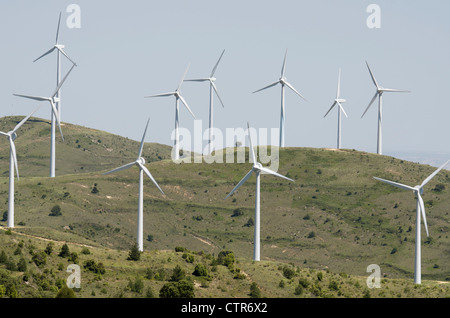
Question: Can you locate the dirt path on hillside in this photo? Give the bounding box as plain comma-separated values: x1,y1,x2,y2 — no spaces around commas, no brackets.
0,225,96,248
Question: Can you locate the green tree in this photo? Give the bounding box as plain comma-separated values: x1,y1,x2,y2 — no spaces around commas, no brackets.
32,251,47,267
192,264,208,277
249,282,261,298
170,265,186,282
127,244,141,261
55,285,76,298
17,257,27,272
59,244,70,258
44,242,54,255
159,282,180,298
49,205,62,216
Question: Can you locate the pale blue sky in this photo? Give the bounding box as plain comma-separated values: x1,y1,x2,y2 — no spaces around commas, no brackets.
1,1,449,163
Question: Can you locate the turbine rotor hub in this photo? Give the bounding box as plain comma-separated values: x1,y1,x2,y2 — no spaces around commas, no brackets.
9,132,17,141
137,157,145,165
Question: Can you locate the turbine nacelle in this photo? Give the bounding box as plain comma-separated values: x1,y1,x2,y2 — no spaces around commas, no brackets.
336,98,346,103
414,186,424,196
137,157,146,166
7,132,17,141
253,162,263,170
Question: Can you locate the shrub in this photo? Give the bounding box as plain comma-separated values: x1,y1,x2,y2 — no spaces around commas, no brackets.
83,259,106,275
128,277,144,294
127,244,141,261
317,272,323,281
249,282,261,298
170,265,186,282
32,251,47,267
59,244,70,258
159,280,194,298
192,264,208,277
49,205,62,216
282,266,296,279
44,242,54,255
55,285,76,298
217,251,235,269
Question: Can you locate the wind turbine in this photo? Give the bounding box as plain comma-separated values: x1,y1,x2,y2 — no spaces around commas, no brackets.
224,122,294,261
324,68,348,149
0,107,40,228
374,159,449,284
253,49,306,148
33,12,77,178
14,64,76,146
145,64,196,160
103,118,165,252
361,61,410,155
184,50,225,154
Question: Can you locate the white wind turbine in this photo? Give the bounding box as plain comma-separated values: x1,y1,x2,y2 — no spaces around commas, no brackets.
224,122,294,261
361,61,410,155
145,64,196,160
103,118,165,252
324,68,348,149
0,107,40,228
184,50,225,154
253,49,306,148
374,159,449,284
32,12,77,177
14,64,76,144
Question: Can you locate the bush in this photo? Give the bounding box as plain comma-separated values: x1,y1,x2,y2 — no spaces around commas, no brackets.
282,266,296,279
32,251,47,267
55,285,76,298
49,205,62,216
192,264,208,277
249,282,261,298
170,265,186,282
128,277,144,294
159,280,194,298
127,244,141,261
317,272,323,281
44,242,54,255
217,251,235,269
83,259,106,275
59,244,70,258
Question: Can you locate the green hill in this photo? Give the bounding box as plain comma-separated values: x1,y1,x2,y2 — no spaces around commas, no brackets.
0,117,449,298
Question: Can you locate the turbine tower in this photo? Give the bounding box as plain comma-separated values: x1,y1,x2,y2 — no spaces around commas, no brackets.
374,160,449,284
33,12,77,177
145,64,196,160
103,118,165,252
361,61,410,155
253,49,306,148
0,107,40,228
324,68,348,149
184,49,225,154
224,122,294,261
14,64,76,144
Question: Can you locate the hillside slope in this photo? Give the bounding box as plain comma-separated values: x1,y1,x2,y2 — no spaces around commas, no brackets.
0,117,447,284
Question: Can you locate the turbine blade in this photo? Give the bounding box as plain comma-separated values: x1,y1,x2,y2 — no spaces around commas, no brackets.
211,82,225,108
9,138,19,180
247,122,256,164
184,78,209,82
50,101,64,141
52,64,76,97
324,101,337,118
12,106,40,133
365,61,379,89
13,94,50,102
178,95,196,119
55,12,62,44
137,118,150,159
381,88,410,93
258,166,295,182
139,162,165,195
252,80,280,94
420,160,450,188
281,49,288,77
336,68,341,99
224,169,254,199
284,81,307,101
177,63,190,91
57,47,77,66
33,47,56,63
373,177,415,191
210,49,225,77
361,92,378,118
103,161,135,175
144,92,176,98
337,102,348,118
417,193,429,237
0,131,9,136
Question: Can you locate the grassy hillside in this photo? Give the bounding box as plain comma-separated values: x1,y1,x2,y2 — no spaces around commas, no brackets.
0,116,172,177
0,117,449,298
